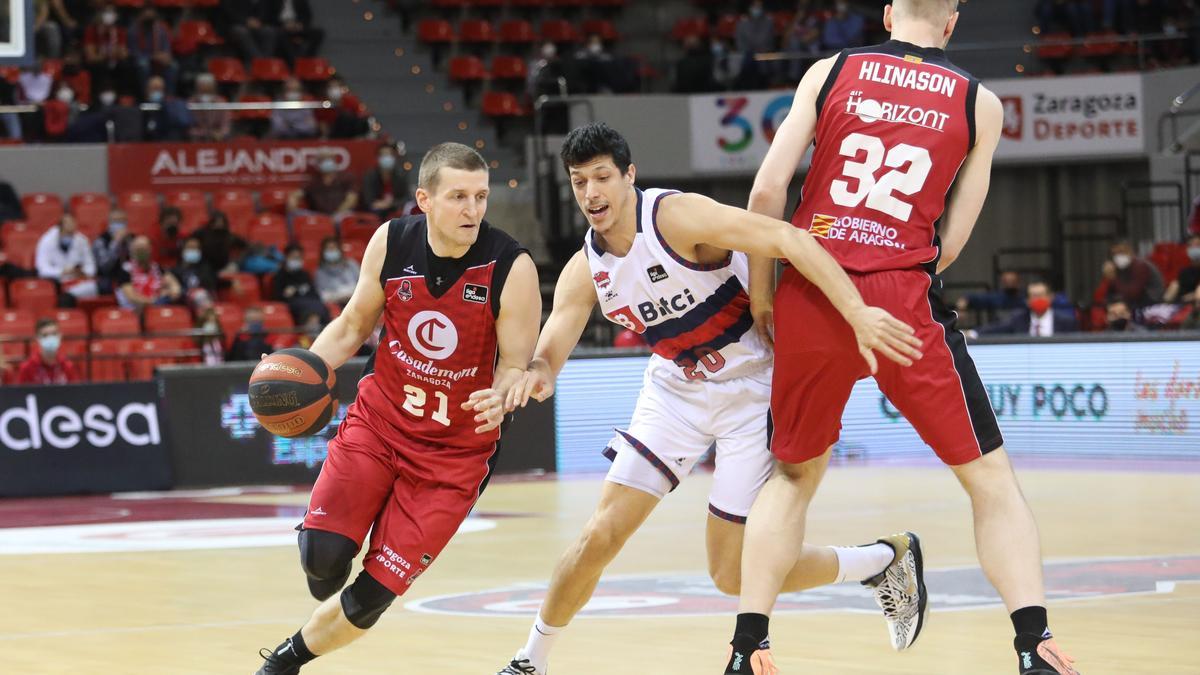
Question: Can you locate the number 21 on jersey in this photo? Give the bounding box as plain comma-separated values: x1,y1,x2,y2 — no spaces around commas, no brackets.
402,384,451,426
829,132,932,222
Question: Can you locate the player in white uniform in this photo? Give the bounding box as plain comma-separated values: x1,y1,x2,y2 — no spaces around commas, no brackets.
496,123,927,675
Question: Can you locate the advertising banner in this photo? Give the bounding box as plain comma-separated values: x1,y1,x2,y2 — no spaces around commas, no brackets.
689,91,796,173
553,339,1200,474
989,72,1144,160
0,382,171,497
107,139,381,193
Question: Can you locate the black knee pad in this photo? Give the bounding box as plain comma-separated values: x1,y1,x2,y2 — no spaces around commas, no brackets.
339,570,396,629
297,528,358,601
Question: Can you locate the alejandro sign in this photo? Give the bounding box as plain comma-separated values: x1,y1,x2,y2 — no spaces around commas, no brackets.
108,139,380,193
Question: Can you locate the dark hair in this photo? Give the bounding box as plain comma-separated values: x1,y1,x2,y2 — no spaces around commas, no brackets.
320,235,340,251
35,318,57,333
285,243,303,256
560,122,632,174
160,205,183,221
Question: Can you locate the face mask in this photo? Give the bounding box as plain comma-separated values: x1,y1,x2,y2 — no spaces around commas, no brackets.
99,91,117,107
327,86,343,102
319,159,337,174
1028,297,1052,316
378,155,396,171
38,334,61,356
284,90,302,102
1109,318,1129,331
56,88,74,103
286,258,304,272
541,44,556,59
60,236,74,249
711,42,725,56
749,6,763,17
323,249,341,263
108,220,126,235
133,249,151,263
1113,253,1132,270
148,90,164,103
102,10,117,26
588,42,603,55
203,321,219,334
182,249,202,264
1188,246,1200,263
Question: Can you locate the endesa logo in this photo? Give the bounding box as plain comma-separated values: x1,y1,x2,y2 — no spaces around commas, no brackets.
0,394,160,451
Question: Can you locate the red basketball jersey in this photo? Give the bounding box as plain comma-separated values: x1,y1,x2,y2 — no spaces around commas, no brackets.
354,216,525,448
792,40,978,273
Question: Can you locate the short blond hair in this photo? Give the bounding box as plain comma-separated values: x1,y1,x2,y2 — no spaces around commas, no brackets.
417,142,488,191
893,0,959,22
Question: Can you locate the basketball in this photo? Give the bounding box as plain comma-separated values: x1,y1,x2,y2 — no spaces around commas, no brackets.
248,349,338,438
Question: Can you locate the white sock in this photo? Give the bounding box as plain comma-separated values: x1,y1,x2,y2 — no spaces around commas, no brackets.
520,615,564,673
832,543,896,583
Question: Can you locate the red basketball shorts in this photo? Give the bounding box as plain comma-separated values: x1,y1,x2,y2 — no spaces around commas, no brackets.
770,265,1003,466
301,407,497,595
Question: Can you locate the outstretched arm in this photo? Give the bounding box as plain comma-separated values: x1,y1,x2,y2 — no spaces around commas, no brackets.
505,249,597,410
937,86,1003,273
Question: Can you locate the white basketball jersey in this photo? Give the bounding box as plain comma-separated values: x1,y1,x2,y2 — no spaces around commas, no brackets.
584,188,771,382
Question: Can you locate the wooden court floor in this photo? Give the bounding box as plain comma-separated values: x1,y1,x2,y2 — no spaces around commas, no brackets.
1,460,1198,674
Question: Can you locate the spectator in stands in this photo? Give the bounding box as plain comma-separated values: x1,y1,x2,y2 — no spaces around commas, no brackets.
36,214,98,300
674,34,718,93
318,75,370,139
273,243,329,323
227,305,274,362
35,0,64,59
240,241,283,275
83,3,137,97
128,7,177,95
195,304,225,365
316,236,359,307
274,0,324,62
295,311,324,349
223,0,279,63
14,317,80,385
269,77,318,139
142,75,192,142
18,60,54,105
43,83,79,141
1189,194,1200,236
92,207,129,292
0,178,22,222
783,2,824,82
1164,234,1200,303
0,247,33,280
1104,299,1147,332
1035,0,1094,36
361,143,409,220
288,149,358,217
1184,293,1200,330
975,282,1079,337
575,34,616,94
157,205,184,265
529,42,569,132
172,236,219,296
193,211,243,274
66,83,126,143
956,270,1026,314
823,1,866,50
114,234,182,311
734,0,776,89
189,73,232,142
1102,239,1164,308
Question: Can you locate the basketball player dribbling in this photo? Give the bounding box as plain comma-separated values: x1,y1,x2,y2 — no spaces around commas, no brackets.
724,2,1080,674
253,143,541,674
497,122,926,675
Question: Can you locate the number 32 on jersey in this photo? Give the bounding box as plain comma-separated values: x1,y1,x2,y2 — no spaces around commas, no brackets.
829,132,932,222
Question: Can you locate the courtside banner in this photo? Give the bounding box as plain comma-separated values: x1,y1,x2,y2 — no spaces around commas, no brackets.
988,72,1144,161
689,91,796,173
107,139,380,193
554,339,1200,473
0,382,171,497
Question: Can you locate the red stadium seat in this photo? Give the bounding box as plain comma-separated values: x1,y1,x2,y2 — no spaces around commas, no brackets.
0,67,17,84
41,59,63,81
1037,32,1075,61
0,308,34,362
256,301,294,331
111,0,145,7
219,272,262,306
325,302,342,320
128,337,197,380
49,308,88,335
671,17,709,41
88,338,129,382
164,190,209,236
7,278,57,316
2,223,41,269
21,192,64,230
339,212,380,243
251,58,290,82
340,239,366,263
175,20,223,56
92,307,140,336
459,20,496,44
69,192,112,239
144,305,193,335
234,94,273,122
212,188,256,234
417,19,454,45
432,0,468,7
259,186,291,214
0,280,6,307
771,11,794,36
246,213,289,250
482,91,527,118
295,57,335,82
118,190,160,234
511,0,549,7
491,55,528,81
581,19,618,41
208,57,248,84
540,19,581,44
294,214,335,242
498,19,536,44
449,55,487,83
715,14,738,40
211,301,243,349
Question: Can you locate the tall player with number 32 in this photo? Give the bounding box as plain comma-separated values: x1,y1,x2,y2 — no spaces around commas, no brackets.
725,2,1081,674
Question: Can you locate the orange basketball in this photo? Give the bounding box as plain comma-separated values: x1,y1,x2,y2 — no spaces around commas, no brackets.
248,348,338,438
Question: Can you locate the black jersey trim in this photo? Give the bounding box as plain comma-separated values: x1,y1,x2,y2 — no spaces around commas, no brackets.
815,50,849,116
965,78,979,151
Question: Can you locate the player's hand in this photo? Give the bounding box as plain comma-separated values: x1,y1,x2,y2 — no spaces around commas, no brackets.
845,305,924,375
750,297,774,350
463,388,505,434
504,359,555,411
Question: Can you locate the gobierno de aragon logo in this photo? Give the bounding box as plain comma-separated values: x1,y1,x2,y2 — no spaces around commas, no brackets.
0,394,160,451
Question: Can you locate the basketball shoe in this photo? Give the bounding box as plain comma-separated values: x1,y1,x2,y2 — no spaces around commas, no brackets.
862,531,928,650
255,647,301,675
497,654,544,674
724,637,778,674
1016,631,1081,674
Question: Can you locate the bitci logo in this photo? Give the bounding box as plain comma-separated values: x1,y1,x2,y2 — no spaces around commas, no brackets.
407,310,459,360
1001,96,1023,140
